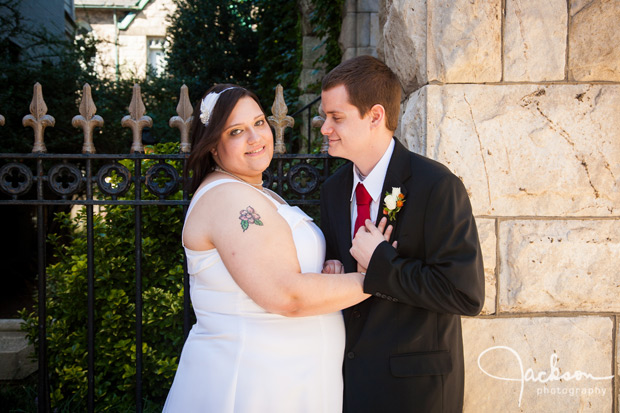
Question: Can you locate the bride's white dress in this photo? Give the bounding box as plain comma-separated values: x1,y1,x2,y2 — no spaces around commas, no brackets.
163,179,345,412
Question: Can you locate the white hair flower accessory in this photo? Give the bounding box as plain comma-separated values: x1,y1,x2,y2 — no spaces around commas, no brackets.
199,87,237,126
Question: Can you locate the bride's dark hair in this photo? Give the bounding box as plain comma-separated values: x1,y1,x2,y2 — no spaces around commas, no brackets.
187,84,264,193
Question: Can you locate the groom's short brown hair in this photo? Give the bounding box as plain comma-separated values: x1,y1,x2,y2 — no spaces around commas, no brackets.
322,55,402,132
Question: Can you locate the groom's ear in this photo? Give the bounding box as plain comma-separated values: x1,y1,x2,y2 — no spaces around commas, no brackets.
368,104,386,129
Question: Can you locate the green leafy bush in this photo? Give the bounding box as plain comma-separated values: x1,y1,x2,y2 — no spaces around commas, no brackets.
20,143,186,411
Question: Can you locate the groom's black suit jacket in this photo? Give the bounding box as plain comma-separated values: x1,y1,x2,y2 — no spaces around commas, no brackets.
320,139,485,413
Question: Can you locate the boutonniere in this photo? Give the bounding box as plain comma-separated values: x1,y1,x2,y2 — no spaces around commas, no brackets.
383,187,405,221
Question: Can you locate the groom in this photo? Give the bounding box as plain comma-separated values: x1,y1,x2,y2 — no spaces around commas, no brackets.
319,55,485,412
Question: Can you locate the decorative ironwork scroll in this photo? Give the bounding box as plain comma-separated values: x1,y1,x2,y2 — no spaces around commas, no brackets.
47,163,83,197
145,162,180,197
96,163,132,197
0,162,34,196
287,163,321,195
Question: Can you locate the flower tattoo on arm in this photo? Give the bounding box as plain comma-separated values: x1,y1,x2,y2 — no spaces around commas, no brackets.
239,206,263,232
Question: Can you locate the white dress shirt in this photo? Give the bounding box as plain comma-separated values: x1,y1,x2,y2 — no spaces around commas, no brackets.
350,139,395,239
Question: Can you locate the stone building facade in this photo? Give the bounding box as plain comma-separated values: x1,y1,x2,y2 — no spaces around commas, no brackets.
373,0,619,411
75,0,175,79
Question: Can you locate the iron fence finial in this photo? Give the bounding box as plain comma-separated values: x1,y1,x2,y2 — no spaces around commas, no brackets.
72,83,104,154
22,82,55,153
169,84,193,153
121,83,153,153
268,84,294,154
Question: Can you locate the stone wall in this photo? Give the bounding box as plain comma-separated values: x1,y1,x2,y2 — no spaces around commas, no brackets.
379,0,619,411
340,0,381,60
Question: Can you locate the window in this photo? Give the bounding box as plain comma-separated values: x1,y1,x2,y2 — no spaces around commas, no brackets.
147,37,166,77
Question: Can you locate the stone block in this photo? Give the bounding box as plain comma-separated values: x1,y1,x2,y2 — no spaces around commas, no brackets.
302,36,326,69
380,0,427,94
498,220,620,313
617,317,620,411
569,0,620,81
344,0,357,13
369,12,379,48
400,84,620,217
297,0,315,35
356,12,371,47
504,0,567,81
299,68,323,91
462,317,614,412
0,319,37,380
376,0,388,60
398,86,426,154
357,0,379,13
339,13,357,50
427,0,502,83
341,48,357,62
355,47,378,58
476,218,497,315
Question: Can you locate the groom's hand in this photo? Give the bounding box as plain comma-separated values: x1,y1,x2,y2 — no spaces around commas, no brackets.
350,217,396,270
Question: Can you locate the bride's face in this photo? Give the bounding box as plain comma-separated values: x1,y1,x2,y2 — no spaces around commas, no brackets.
212,97,274,183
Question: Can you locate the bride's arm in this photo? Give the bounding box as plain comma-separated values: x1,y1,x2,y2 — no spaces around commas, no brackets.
184,183,369,317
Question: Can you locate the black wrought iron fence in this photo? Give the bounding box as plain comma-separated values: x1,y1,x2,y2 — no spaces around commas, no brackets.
0,82,334,412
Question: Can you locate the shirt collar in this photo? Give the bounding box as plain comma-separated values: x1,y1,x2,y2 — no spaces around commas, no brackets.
350,138,396,203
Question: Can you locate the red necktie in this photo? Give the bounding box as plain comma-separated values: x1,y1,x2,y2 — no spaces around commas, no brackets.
354,183,372,235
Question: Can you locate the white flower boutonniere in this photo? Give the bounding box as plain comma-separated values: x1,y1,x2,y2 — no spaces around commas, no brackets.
383,187,405,221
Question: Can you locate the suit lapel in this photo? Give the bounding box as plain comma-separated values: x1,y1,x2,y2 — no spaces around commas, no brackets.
375,139,411,240
332,164,357,272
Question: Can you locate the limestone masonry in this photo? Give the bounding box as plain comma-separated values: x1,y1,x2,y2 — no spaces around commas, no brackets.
376,0,620,411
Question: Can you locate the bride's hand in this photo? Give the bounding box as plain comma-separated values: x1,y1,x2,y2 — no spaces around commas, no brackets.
322,259,344,274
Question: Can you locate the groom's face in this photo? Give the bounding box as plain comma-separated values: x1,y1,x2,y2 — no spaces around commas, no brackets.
320,84,373,162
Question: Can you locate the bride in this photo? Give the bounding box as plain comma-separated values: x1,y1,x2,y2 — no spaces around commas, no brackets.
163,84,383,412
